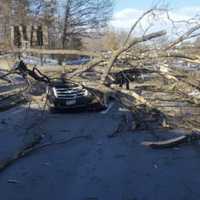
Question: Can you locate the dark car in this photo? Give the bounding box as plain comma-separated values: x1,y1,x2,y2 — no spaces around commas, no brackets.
46,79,94,112
12,60,105,113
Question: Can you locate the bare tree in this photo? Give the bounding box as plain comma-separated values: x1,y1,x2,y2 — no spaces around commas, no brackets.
0,0,30,47
61,0,113,49
30,0,57,25
28,0,57,48
0,0,12,45
11,0,30,24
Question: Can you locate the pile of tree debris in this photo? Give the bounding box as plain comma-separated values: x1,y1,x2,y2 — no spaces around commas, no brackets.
1,8,200,148
64,25,200,134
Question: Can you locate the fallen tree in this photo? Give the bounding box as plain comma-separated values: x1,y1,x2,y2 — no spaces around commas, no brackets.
67,8,200,133
1,6,200,145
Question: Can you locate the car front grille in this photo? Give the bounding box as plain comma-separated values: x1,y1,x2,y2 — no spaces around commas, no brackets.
53,87,86,100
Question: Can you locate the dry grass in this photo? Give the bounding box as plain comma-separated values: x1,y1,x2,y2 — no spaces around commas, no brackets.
0,58,15,70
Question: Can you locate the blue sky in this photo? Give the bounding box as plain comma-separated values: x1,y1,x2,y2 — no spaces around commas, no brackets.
111,0,200,30
114,0,200,11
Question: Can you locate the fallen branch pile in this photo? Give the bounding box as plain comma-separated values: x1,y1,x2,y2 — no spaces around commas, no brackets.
65,12,200,133
1,7,200,172
1,8,200,135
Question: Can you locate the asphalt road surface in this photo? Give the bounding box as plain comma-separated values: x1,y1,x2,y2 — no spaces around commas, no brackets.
0,104,200,200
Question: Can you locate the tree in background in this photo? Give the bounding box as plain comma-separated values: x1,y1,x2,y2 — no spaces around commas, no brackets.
0,0,114,50
0,0,30,47
101,28,130,51
0,0,12,45
61,0,113,49
29,0,57,48
11,0,30,24
194,37,200,48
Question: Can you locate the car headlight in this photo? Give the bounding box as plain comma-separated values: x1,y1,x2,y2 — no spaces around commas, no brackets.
52,87,58,98
84,89,89,96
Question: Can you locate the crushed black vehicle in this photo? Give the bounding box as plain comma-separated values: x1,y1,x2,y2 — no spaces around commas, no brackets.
13,60,102,112
46,79,94,112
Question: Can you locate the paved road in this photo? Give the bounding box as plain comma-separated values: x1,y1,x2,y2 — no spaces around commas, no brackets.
0,104,200,200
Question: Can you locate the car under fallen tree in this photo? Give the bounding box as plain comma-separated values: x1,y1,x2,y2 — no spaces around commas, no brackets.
46,79,94,112
12,60,105,112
